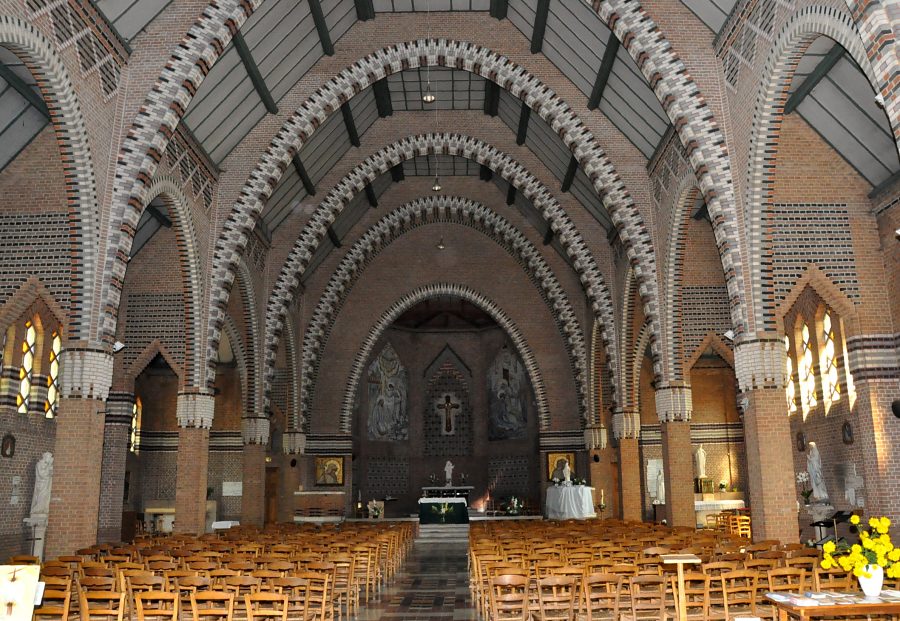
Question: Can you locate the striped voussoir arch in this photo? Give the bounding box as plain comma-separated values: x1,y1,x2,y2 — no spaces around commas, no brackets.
208,38,666,397
0,14,100,345
337,283,550,434
260,133,618,426
289,195,588,432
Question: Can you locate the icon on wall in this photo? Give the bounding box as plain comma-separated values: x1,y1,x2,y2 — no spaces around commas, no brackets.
796,431,807,452
1,433,14,458
842,421,854,445
315,457,344,486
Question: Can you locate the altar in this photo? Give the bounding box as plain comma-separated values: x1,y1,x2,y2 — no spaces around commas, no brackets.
420,486,474,500
546,485,596,520
418,497,469,524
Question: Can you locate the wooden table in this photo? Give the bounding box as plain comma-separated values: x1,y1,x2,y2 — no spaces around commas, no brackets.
767,594,900,620
660,553,701,621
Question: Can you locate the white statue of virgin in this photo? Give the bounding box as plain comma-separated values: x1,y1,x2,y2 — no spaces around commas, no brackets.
444,460,454,486
562,460,571,485
30,452,53,516
806,442,829,501
655,469,666,504
694,444,707,479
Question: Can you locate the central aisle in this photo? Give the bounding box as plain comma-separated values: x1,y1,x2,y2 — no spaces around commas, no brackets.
357,536,475,620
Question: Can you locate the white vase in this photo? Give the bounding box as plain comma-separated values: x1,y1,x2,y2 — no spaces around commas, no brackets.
858,564,884,598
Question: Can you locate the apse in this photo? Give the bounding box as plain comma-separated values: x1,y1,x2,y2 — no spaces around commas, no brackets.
352,296,540,517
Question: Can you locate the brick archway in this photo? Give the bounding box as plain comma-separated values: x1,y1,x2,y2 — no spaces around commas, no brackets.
745,5,883,334
0,14,99,344
288,196,587,431
260,133,618,410
336,283,549,434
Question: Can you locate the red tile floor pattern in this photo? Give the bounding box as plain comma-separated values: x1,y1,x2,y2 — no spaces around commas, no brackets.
357,541,475,620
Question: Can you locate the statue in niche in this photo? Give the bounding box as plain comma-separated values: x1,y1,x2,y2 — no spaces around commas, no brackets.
367,344,408,441
694,444,707,479
807,442,829,501
488,346,528,440
436,393,461,436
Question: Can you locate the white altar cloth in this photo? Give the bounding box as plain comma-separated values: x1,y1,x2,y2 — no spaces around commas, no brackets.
694,499,745,511
546,486,596,520
418,497,467,505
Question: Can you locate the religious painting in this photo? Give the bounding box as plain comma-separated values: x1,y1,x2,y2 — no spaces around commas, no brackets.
842,421,854,445
796,430,807,452
315,457,343,486
366,343,408,441
547,452,575,481
1,433,14,458
488,346,528,440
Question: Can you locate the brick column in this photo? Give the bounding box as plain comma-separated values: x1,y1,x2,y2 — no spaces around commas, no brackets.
846,336,900,521
174,393,214,534
96,393,133,543
241,416,270,527
657,385,695,528
46,349,114,557
613,408,642,521
735,337,799,543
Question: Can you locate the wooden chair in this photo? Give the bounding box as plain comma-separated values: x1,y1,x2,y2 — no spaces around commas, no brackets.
135,591,178,621
79,591,126,621
489,574,530,621
271,577,308,621
295,572,331,621
583,573,621,621
190,592,235,621
673,571,709,621
721,569,758,619
244,593,288,621
764,568,807,620
535,575,577,621
33,581,72,621
9,555,40,565
622,576,668,621
813,566,852,591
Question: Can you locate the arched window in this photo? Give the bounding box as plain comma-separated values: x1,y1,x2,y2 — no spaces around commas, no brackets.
130,397,142,454
17,320,36,414
820,311,840,412
785,335,797,414
798,321,817,419
44,331,61,418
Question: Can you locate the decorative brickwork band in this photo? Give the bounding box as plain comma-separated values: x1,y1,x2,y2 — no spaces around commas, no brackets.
59,349,113,401
612,408,641,440
283,431,306,455
104,392,135,426
846,334,900,380
655,384,693,423
175,392,214,429
304,434,352,455
584,425,608,450
289,196,588,430
734,336,787,391
242,416,270,446
539,430,589,452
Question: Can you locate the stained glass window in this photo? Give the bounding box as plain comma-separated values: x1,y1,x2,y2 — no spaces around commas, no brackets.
820,312,840,412
130,397,142,454
798,322,817,418
17,320,36,414
44,331,61,418
785,335,797,414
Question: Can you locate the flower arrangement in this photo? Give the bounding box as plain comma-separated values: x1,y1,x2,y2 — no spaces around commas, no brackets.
821,515,900,580
506,496,521,516
571,477,587,486
796,472,813,504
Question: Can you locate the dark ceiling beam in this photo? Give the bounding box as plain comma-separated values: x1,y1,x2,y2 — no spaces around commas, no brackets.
490,0,508,19
691,194,709,221
588,33,620,110
354,0,375,20
516,102,531,145
785,44,844,115
233,32,278,114
253,217,272,245
146,205,172,228
326,226,342,248
561,155,578,193
484,81,500,116
531,0,551,54
868,168,900,198
365,183,378,207
479,165,493,181
308,0,335,56
391,164,405,182
373,78,393,117
292,154,316,195
506,184,516,205
0,64,49,119
543,226,554,246
341,103,360,147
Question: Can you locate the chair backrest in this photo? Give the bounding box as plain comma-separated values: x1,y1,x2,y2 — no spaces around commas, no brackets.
583,573,621,621
721,569,758,617
79,576,118,592
536,576,577,621
244,593,288,621
814,566,852,591
702,561,738,576
628,576,667,620
33,587,71,621
294,572,330,621
80,591,126,621
190,591,235,621
489,574,530,621
767,567,807,593
675,571,709,620
10,555,40,565
135,591,178,621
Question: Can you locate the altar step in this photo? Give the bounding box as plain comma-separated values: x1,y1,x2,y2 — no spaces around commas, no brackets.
417,523,470,543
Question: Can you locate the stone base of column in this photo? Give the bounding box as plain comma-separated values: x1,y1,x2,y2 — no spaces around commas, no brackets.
97,397,133,543
744,387,799,543
661,420,695,528
46,397,106,557
175,427,210,534
242,444,266,527
618,437,642,521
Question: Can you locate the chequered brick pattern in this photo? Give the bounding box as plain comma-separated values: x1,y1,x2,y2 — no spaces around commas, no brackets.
424,362,472,457
292,196,588,431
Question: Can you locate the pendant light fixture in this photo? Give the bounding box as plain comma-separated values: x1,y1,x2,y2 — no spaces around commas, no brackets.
436,237,446,250
422,0,435,104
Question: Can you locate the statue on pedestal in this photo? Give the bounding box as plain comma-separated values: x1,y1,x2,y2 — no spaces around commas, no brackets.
807,442,829,501
24,452,53,560
655,469,666,505
694,444,707,479
444,460,454,487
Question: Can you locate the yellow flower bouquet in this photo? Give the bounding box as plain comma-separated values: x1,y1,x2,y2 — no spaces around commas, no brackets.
821,515,900,596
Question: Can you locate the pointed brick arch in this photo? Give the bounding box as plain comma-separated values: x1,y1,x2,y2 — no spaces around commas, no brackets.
286,196,587,431
746,5,887,332
0,14,99,344
337,283,549,434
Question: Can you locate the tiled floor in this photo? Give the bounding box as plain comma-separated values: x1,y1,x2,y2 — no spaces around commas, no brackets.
356,540,476,621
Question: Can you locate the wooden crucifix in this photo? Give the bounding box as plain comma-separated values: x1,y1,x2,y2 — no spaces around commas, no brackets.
436,394,460,435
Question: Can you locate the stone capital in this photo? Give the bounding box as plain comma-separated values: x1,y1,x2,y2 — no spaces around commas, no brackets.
283,431,306,455
612,408,640,440
176,392,215,429
584,425,607,450
734,333,786,391
59,348,114,401
655,383,693,422
242,416,270,445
